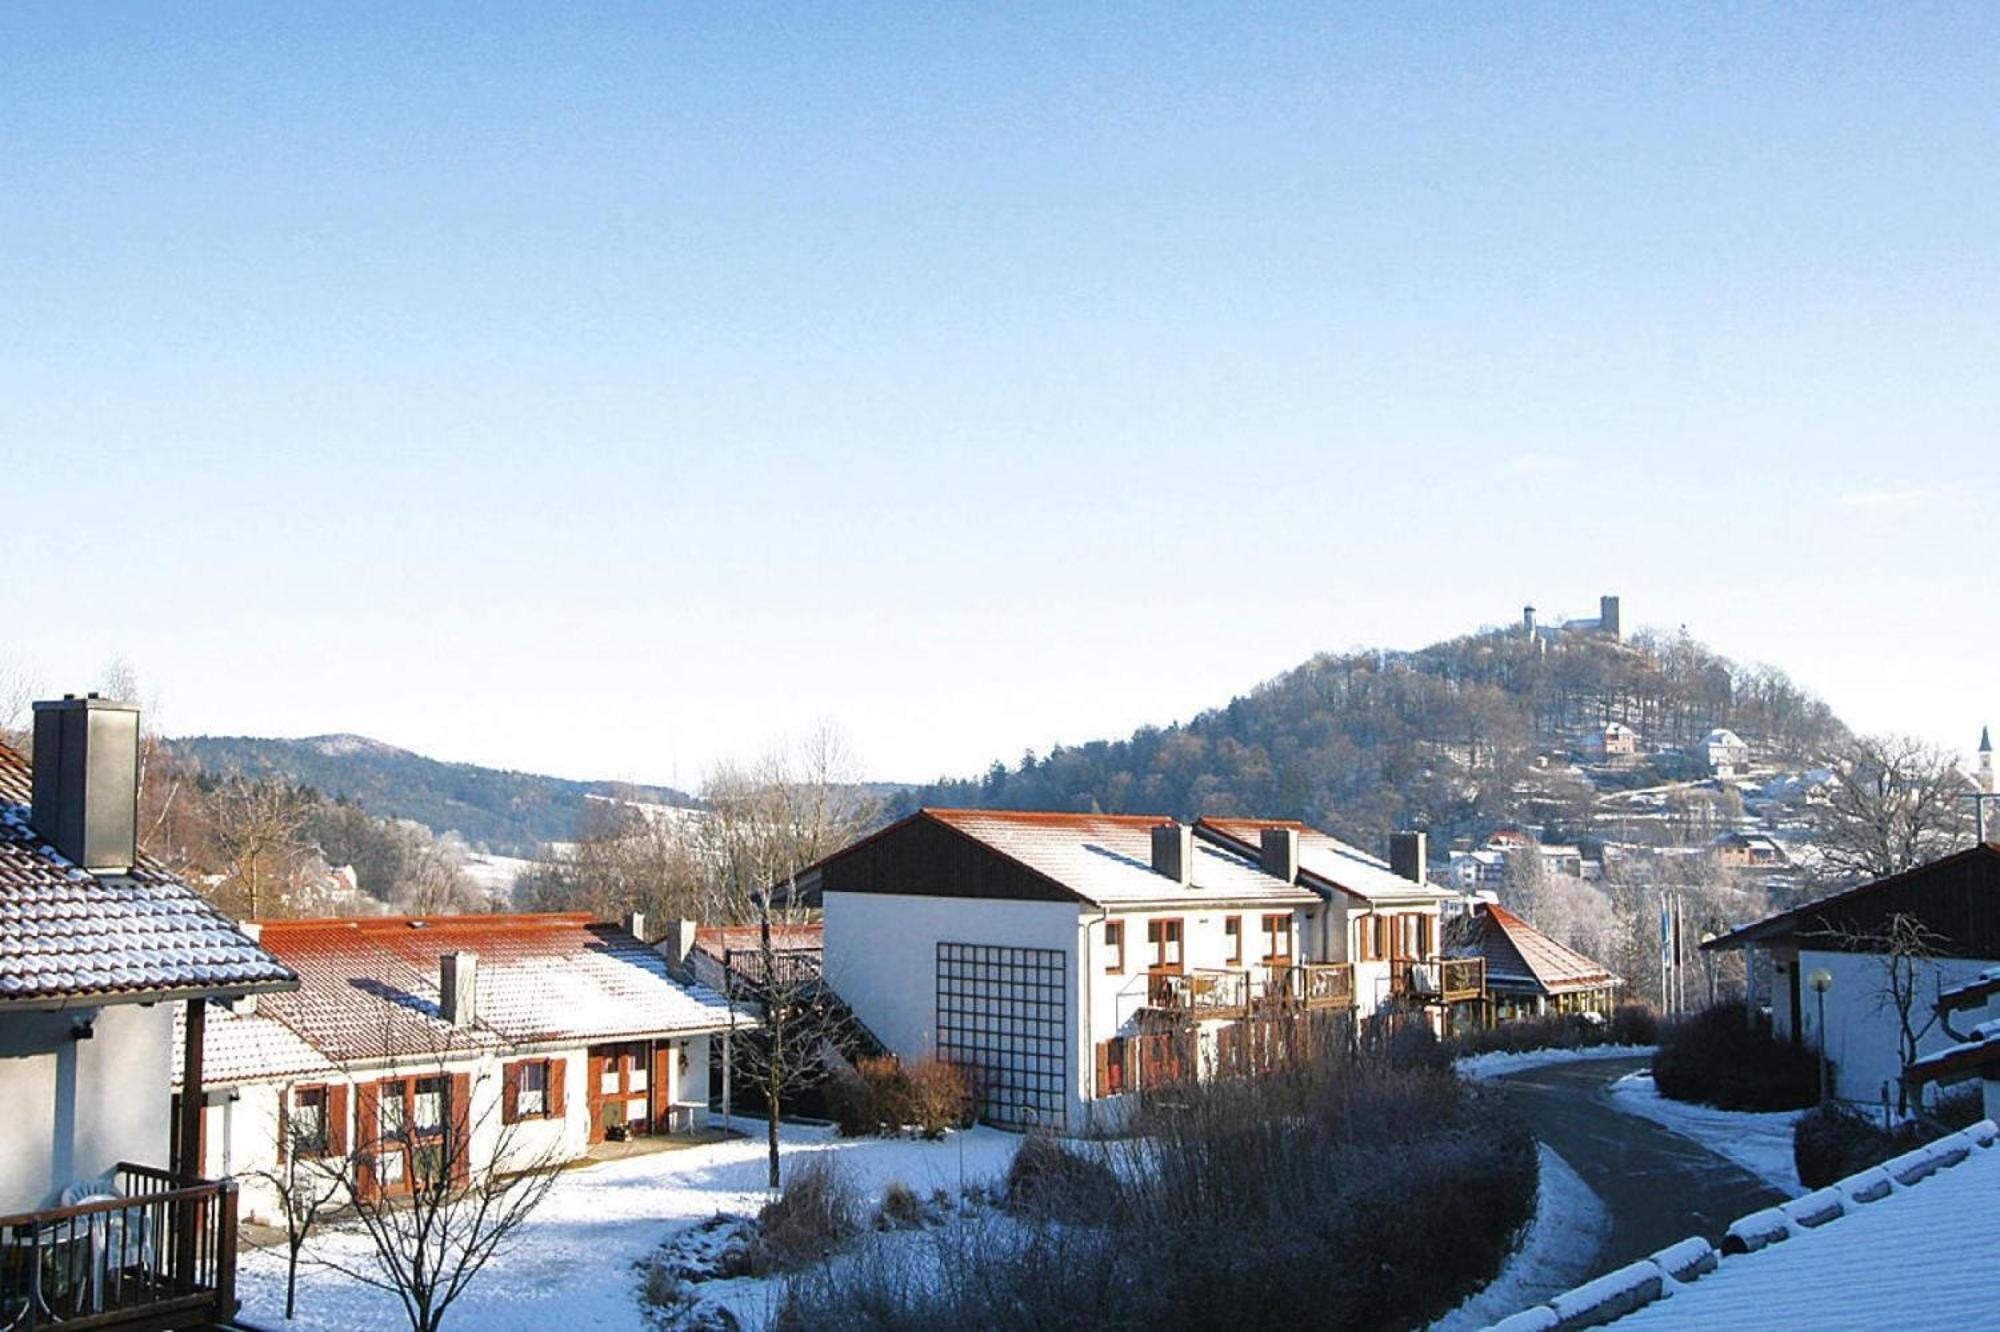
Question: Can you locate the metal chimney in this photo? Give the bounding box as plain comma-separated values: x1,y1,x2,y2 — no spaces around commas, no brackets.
31,694,140,872
1151,822,1193,886
440,951,478,1028
1260,827,1300,882
1389,831,1429,885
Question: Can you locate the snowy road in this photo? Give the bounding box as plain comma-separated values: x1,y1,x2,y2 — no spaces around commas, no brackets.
1490,1057,1787,1276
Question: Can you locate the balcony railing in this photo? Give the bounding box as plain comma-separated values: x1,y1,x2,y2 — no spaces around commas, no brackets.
1146,963,1359,1017
0,1164,237,1331
1146,968,1251,1017
1392,956,1487,1004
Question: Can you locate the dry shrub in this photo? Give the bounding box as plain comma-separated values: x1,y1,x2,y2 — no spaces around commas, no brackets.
750,1155,861,1274
874,1180,923,1231
1004,1134,1120,1224
1608,1003,1659,1045
904,1059,971,1139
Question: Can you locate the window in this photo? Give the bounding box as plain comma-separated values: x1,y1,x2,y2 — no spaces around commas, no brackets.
366,1073,466,1196
1097,1037,1127,1096
1146,918,1184,972
1224,916,1242,965
1417,914,1433,958
292,1085,330,1156
1262,914,1291,962
1359,914,1387,962
1105,920,1125,973
519,1061,547,1116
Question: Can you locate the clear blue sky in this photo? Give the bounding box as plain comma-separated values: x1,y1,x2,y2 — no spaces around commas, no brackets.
3,4,1995,785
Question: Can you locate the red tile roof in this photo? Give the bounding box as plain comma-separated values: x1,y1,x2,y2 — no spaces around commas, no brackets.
232,913,734,1071
1454,903,1620,996
0,740,294,1007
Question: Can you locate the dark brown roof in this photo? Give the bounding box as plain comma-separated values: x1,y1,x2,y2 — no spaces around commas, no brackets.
1703,843,2000,957
0,740,295,1007
1452,903,1620,997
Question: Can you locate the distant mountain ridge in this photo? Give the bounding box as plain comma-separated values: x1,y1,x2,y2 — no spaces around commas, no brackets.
170,733,698,856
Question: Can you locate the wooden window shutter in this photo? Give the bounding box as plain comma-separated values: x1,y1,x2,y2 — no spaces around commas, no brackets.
549,1057,567,1117
329,1084,351,1157
354,1082,380,1199
502,1061,522,1125
1095,1040,1109,1096
449,1072,472,1184
277,1089,290,1166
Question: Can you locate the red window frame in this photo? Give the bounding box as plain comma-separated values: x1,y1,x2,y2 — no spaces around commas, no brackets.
1262,913,1292,962
1224,915,1242,966
1147,918,1185,973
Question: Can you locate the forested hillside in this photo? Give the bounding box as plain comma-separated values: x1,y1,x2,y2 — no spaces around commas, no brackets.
172,733,695,855
897,627,1846,850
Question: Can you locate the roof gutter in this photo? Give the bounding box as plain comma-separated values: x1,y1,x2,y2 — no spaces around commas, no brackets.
0,976,301,1014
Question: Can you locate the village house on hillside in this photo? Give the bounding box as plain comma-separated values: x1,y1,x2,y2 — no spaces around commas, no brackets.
804,809,1482,1131
1700,726,1752,778
1705,843,2000,1108
1,697,297,1329
173,912,737,1223
1582,720,1642,761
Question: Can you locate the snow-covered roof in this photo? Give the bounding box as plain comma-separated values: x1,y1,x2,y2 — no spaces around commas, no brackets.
180,913,737,1078
0,740,296,1008
173,1001,335,1088
1196,817,1456,906
918,810,1316,909
1508,1122,2000,1329
1702,728,1747,748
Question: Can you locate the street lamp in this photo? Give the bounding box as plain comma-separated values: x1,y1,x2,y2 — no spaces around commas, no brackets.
1808,968,1835,1103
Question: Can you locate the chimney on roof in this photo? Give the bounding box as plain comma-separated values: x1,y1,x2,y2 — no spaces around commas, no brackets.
31,694,140,873
624,911,648,943
1260,827,1299,882
1389,831,1428,885
440,951,477,1028
657,919,698,980
1151,822,1193,886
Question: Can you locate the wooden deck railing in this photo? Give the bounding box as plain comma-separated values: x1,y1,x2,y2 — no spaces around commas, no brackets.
1391,956,1487,1004
1146,968,1250,1017
1440,956,1485,1002
0,1164,236,1331
1147,963,1360,1017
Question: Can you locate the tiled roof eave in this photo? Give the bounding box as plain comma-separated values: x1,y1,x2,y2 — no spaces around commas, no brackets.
0,973,299,1012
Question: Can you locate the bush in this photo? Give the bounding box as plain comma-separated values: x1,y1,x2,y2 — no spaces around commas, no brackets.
905,1059,972,1139
1608,1003,1659,1046
1793,1103,1927,1189
875,1180,924,1231
827,1056,969,1139
1448,1012,1605,1057
1004,1133,1122,1224
1653,1002,1818,1111
750,1156,861,1274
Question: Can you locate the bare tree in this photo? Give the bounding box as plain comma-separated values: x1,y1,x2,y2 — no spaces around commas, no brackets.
1814,735,1976,885
210,776,313,917
247,1100,347,1321
1815,911,1948,1116
319,1039,565,1332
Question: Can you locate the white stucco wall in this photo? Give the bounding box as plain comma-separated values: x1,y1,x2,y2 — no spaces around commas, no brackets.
0,1001,174,1213
1780,948,1999,1108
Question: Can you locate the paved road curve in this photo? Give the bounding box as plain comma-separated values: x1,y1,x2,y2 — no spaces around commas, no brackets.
1492,1057,1789,1274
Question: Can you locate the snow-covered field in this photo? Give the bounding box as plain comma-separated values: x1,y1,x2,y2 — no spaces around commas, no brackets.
236,1121,1024,1331
1606,1069,1805,1195
1428,1144,1610,1331
1455,1043,1656,1082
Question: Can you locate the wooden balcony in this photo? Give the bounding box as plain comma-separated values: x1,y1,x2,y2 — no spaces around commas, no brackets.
1391,956,1486,1004
1272,962,1356,1011
0,1164,238,1331
1146,968,1250,1018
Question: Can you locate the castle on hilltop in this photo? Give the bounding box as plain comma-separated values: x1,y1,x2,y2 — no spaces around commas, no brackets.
1520,594,1621,644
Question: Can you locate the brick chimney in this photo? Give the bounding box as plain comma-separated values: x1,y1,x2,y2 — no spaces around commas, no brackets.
30,694,140,872
440,951,478,1028
1151,822,1193,886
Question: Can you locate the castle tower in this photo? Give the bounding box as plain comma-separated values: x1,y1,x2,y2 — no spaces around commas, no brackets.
1599,594,1622,640
1522,605,1537,638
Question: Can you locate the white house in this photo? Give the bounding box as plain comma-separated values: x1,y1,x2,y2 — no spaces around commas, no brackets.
0,698,296,1328
1701,727,1752,778
174,912,737,1222
812,809,1479,1133
1706,844,2000,1109
1582,721,1642,760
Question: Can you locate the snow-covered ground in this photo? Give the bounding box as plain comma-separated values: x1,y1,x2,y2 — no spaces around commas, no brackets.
236,1121,1023,1331
1428,1144,1610,1332
1606,1069,1805,1195
1455,1044,1656,1082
